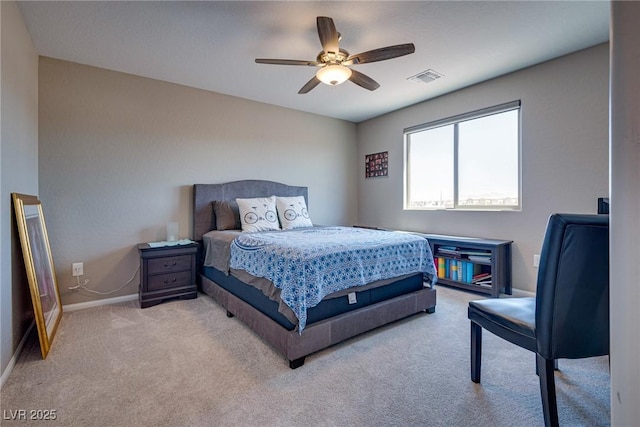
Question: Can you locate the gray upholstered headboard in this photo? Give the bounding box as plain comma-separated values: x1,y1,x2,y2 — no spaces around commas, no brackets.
192,180,308,241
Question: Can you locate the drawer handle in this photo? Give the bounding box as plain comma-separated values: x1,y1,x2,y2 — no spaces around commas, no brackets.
163,261,177,267
164,277,177,284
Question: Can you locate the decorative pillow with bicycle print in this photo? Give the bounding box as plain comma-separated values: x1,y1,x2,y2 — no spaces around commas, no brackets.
276,196,313,230
236,196,280,232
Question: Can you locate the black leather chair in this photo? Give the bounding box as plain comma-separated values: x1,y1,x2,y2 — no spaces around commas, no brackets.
468,213,609,427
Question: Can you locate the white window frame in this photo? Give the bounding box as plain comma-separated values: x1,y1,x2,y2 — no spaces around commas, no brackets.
403,100,522,211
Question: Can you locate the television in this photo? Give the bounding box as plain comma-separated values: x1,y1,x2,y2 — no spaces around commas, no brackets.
597,197,609,214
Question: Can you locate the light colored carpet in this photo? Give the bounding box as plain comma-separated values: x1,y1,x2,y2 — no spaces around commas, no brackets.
1,286,609,427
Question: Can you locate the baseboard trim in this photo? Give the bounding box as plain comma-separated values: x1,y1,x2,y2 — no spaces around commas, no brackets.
63,294,138,312
1,321,35,389
511,288,535,297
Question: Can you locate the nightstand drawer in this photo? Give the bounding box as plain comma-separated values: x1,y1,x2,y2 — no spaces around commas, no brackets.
147,270,193,291
148,255,192,274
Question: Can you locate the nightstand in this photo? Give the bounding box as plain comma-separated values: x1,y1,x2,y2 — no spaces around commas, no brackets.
138,242,198,308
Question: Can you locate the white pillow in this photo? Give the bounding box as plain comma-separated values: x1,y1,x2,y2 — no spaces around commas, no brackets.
236,196,280,232
276,196,313,230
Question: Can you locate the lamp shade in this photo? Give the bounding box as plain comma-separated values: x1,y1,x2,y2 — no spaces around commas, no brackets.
316,64,352,86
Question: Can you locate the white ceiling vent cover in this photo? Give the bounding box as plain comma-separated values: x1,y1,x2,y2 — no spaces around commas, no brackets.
407,69,444,84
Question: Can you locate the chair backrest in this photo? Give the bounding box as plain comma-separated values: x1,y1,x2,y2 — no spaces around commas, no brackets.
535,213,609,360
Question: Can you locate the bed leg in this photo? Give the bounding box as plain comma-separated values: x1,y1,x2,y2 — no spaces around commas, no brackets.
425,307,436,314
226,310,234,318
289,357,305,369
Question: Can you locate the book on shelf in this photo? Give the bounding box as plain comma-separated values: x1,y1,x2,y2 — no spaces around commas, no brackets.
475,281,493,288
467,255,492,263
435,257,446,279
459,249,492,256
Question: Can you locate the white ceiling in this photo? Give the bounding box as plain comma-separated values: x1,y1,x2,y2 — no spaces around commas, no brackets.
17,1,610,123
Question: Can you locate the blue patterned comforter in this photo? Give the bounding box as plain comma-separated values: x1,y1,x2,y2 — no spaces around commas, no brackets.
230,226,436,333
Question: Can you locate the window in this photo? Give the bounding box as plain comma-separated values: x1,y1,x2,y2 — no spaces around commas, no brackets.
404,101,521,210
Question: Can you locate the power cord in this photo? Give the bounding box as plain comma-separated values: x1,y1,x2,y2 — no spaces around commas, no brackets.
68,265,140,295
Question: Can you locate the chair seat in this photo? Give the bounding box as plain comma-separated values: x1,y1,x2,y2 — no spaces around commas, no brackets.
468,297,536,352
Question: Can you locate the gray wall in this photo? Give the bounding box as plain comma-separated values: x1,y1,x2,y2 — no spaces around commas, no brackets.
610,2,640,424
38,57,358,306
1,1,39,378
356,44,609,293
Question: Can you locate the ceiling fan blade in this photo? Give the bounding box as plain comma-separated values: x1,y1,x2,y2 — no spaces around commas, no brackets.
349,69,380,91
344,43,416,65
255,58,319,66
317,16,339,54
298,76,321,94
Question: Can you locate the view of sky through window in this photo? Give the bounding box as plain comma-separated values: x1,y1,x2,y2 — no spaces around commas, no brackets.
405,107,520,210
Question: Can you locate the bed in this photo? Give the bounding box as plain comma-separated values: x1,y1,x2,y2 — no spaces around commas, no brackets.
193,180,437,368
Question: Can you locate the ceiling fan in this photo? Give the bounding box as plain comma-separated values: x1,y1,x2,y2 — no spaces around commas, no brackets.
255,16,415,94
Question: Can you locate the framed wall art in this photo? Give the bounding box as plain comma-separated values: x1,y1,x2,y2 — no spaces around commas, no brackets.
365,151,389,178
12,193,63,359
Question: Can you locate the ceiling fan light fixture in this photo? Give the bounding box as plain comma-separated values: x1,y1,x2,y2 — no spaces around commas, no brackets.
316,64,352,86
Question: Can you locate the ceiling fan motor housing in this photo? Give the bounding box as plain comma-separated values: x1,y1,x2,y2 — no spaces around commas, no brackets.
317,49,350,65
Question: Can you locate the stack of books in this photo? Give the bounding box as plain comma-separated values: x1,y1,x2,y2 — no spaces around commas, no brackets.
436,246,462,258
472,272,492,287
459,249,492,263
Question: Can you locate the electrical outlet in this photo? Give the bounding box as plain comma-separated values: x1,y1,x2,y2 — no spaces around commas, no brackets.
533,254,540,268
72,262,83,277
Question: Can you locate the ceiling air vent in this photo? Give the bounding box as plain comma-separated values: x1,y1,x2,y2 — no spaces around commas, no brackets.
407,69,444,84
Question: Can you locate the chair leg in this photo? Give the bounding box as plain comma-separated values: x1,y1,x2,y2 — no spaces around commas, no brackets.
536,358,559,375
537,353,559,427
470,322,482,383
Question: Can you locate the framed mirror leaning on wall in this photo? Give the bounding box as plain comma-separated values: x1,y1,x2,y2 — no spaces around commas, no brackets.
12,193,63,359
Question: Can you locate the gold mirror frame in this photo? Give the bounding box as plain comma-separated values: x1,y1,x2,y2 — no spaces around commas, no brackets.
12,193,63,359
